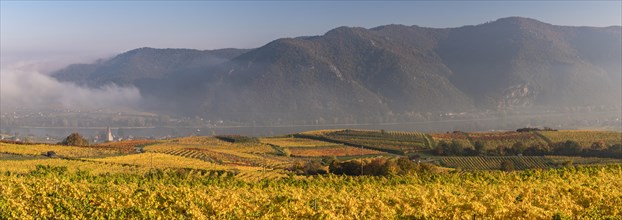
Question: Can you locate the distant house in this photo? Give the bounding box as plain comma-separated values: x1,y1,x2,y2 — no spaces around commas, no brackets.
106,127,114,142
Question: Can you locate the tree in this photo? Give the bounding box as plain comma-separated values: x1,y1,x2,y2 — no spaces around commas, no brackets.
511,142,526,155
590,141,606,151
321,156,338,166
61,133,89,146
553,140,582,156
435,141,448,155
45,151,57,157
364,158,387,176
300,160,326,175
524,143,549,156
449,140,465,156
607,144,622,159
343,160,363,175
381,160,400,176
395,157,416,174
474,141,486,156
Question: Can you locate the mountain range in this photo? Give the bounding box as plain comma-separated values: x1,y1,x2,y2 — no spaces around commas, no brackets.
53,17,622,124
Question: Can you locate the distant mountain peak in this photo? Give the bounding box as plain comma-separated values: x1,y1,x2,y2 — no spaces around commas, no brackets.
481,16,552,29
324,26,368,36
495,16,542,23
52,18,621,123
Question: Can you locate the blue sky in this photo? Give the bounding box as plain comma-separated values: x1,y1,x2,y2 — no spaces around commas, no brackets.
1,1,621,62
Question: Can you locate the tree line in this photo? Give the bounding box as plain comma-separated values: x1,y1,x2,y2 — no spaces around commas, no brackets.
289,157,437,176
433,139,621,159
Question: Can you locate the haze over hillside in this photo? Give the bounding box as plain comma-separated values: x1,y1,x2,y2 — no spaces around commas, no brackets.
52,17,622,124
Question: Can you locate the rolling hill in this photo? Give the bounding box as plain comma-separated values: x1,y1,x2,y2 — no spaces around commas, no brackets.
52,17,622,123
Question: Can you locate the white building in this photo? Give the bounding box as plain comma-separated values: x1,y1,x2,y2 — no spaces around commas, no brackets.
106,127,114,142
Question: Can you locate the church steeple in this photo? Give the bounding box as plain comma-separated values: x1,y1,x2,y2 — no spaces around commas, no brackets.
106,127,114,142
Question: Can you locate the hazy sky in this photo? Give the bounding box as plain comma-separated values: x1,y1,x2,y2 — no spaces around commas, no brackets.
1,1,621,64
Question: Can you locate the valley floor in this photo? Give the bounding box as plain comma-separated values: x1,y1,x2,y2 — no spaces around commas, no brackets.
0,129,621,219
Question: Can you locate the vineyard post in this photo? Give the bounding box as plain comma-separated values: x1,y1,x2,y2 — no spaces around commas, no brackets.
150,152,153,172
361,144,363,175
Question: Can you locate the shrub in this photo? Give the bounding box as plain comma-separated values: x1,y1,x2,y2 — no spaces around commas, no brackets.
329,157,431,176
44,151,57,157
214,135,259,143
562,160,573,167
290,160,327,175
435,141,448,155
60,133,89,146
511,142,526,155
363,158,387,176
474,141,486,156
501,160,515,171
449,140,465,156
321,156,338,166
330,160,362,175
395,157,416,174
280,148,291,157
381,160,400,176
523,143,549,156
552,140,582,156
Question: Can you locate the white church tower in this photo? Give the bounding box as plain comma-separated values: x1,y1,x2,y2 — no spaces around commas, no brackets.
106,127,114,142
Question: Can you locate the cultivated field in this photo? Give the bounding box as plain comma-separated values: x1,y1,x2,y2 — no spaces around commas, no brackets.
431,132,473,148
260,136,385,158
539,130,622,147
260,137,338,148
1,129,621,219
437,156,622,170
1,163,620,219
287,146,384,157
299,129,433,155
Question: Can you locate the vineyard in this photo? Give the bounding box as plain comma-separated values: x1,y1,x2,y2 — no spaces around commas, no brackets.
0,142,127,158
431,132,473,148
287,146,384,157
434,154,622,170
260,137,385,158
538,130,622,147
438,156,550,170
545,155,622,165
260,137,340,148
1,129,622,218
95,139,161,149
85,152,232,171
0,158,142,174
144,142,293,169
1,164,621,219
299,129,433,155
